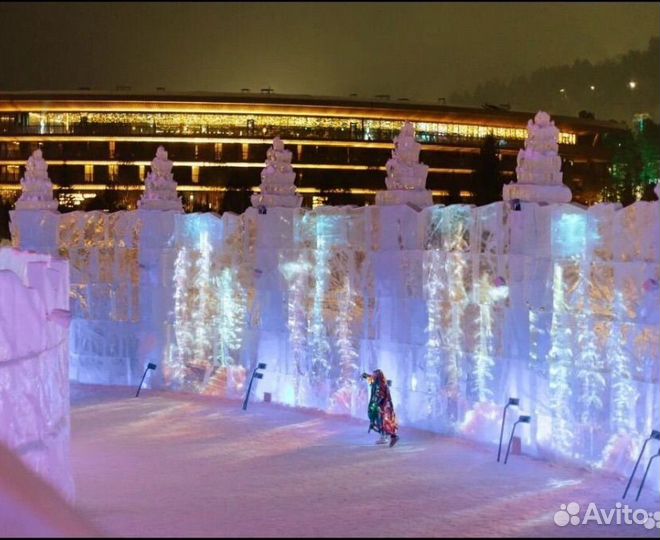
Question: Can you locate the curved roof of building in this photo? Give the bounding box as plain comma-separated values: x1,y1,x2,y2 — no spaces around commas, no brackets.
0,89,626,135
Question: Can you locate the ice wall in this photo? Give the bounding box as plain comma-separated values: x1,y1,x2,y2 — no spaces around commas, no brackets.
10,199,660,491
0,247,73,500
10,209,175,388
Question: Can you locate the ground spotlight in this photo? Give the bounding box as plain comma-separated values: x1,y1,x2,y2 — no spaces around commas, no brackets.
504,415,532,465
497,397,519,462
135,362,157,397
636,448,660,502
623,429,660,499
242,362,267,411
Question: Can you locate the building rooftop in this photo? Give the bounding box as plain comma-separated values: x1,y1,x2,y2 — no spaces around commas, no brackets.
0,89,626,135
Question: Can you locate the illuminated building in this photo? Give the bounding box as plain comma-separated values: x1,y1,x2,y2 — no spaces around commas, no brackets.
0,90,626,210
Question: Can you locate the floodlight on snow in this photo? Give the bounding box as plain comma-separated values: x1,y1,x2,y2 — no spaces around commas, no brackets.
242,362,267,411
636,448,660,502
623,429,660,499
504,415,532,465
135,363,157,397
497,397,520,462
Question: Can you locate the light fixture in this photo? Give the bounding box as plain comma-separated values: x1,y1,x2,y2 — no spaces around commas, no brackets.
504,414,532,464
497,397,520,462
135,362,157,397
623,429,660,499
589,85,596,91
628,80,637,90
242,362,267,410
559,88,565,94
636,448,660,502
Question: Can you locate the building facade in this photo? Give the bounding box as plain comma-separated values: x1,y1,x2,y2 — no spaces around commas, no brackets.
0,91,625,212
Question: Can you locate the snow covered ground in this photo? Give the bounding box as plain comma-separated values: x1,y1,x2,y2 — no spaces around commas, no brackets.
70,383,659,538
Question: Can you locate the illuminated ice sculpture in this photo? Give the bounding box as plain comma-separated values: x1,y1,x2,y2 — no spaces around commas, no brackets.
138,146,183,211
14,149,58,211
503,111,572,204
250,137,302,208
375,121,433,208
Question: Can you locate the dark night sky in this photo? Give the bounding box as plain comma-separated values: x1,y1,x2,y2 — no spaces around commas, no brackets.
0,2,658,102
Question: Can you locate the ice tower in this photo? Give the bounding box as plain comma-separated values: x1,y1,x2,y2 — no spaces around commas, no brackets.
138,146,183,211
14,149,58,211
503,111,572,204
375,121,433,208
250,137,302,208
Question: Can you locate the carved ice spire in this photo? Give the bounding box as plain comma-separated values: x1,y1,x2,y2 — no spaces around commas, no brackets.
250,137,302,208
138,146,183,211
503,111,572,204
375,121,433,208
14,149,59,211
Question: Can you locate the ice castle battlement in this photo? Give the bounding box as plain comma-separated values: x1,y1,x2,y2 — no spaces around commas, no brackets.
14,149,59,211
376,121,433,209
250,137,302,209
503,111,573,204
8,185,660,494
0,247,73,500
138,146,184,212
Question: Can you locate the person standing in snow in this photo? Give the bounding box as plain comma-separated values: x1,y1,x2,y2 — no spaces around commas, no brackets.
362,369,399,447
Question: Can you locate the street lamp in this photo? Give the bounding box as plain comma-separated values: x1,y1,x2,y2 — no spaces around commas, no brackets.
504,415,532,464
135,363,157,397
497,397,520,462
623,429,660,499
242,362,267,410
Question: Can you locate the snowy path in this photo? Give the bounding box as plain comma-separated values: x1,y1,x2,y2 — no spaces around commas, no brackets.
70,384,659,538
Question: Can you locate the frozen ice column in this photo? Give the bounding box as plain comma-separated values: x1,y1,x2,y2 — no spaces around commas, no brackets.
503,111,572,204
14,149,59,211
250,137,302,208
375,121,433,208
138,146,184,211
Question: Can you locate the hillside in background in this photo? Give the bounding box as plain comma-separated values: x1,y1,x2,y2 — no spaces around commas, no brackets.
450,38,659,125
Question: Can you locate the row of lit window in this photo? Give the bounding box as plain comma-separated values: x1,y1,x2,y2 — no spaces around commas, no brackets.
27,111,576,145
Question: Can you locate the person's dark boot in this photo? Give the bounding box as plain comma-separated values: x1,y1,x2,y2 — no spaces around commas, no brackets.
389,435,399,447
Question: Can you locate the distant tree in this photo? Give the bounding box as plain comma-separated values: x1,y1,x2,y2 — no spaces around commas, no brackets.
56,162,69,212
221,185,252,215
324,190,356,207
0,198,12,241
450,38,659,123
637,119,660,194
82,174,126,212
600,130,642,206
473,135,502,206
445,189,463,206
600,119,660,205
